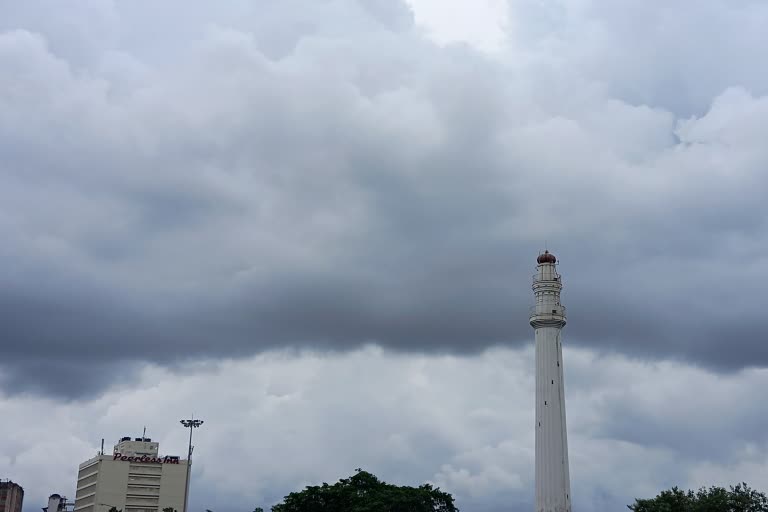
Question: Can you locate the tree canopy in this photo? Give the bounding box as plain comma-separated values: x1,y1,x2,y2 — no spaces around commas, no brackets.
270,469,459,512
628,483,768,511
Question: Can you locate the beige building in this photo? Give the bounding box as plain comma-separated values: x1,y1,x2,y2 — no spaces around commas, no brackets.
74,438,188,512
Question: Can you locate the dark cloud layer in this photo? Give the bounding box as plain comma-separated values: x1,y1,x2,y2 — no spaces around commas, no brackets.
2,0,768,397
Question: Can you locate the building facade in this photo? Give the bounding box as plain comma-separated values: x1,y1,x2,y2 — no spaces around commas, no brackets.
74,438,188,512
529,251,571,512
0,480,24,512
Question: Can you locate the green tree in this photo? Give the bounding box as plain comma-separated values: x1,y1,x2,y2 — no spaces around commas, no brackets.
254,508,264,512
270,469,458,512
628,483,768,511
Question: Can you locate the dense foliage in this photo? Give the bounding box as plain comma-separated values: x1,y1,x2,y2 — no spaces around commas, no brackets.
628,483,768,511
270,469,459,512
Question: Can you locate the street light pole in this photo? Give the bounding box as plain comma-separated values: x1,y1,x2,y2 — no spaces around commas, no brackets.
180,418,204,512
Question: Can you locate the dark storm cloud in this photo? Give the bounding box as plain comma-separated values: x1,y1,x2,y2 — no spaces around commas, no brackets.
3,0,768,397
0,359,142,399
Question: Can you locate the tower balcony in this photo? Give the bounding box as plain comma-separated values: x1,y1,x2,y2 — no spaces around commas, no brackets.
529,304,567,322
532,273,561,284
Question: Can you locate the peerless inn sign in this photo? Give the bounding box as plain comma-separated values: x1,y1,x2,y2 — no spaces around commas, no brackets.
113,453,181,464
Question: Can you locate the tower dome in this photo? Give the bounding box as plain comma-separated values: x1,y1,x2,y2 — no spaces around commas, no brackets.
537,250,557,264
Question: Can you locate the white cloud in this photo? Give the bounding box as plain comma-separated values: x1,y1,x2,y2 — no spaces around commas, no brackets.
406,0,509,53
3,348,768,512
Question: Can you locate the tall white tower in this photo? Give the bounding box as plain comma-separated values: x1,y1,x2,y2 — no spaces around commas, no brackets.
529,250,571,512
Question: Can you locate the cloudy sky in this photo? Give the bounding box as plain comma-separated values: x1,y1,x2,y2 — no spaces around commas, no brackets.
2,0,768,510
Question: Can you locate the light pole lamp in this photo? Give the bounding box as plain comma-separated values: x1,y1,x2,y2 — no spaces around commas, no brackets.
180,418,204,512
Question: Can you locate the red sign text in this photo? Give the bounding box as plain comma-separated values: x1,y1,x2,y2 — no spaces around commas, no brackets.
113,453,180,464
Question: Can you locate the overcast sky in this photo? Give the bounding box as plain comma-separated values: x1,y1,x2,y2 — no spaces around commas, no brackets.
2,0,768,511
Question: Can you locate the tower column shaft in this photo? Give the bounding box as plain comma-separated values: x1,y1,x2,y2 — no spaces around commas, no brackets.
534,326,571,512
530,253,571,512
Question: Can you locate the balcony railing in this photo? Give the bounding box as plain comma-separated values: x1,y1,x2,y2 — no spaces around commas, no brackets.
529,304,566,319
532,273,561,284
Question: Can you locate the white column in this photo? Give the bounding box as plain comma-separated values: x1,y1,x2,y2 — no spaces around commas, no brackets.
530,252,571,512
